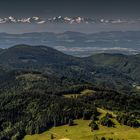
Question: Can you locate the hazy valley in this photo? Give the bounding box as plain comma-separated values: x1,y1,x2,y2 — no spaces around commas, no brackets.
0,31,140,57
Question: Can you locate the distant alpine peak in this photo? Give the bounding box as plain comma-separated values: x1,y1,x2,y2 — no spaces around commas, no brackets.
0,16,46,24
0,16,139,25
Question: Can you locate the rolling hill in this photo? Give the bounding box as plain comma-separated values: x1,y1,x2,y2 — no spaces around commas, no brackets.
86,53,140,83
0,44,78,69
0,44,136,90
0,44,139,140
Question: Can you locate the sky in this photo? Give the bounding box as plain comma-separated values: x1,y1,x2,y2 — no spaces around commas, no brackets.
0,0,140,18
0,0,140,33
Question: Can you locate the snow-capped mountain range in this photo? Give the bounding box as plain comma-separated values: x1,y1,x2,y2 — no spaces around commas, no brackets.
0,16,140,24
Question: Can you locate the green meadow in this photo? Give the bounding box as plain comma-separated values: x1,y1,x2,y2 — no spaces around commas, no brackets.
24,108,140,140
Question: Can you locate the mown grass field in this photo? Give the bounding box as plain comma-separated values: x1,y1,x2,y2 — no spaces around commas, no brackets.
24,108,140,140
63,89,96,98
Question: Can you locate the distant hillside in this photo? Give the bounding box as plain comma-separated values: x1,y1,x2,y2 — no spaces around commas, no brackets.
0,44,80,70
0,45,139,140
0,31,140,57
0,44,137,91
86,53,140,82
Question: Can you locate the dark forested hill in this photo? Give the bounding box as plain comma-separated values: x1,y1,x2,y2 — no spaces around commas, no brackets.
86,53,140,83
0,44,79,69
0,44,139,92
0,44,140,140
0,44,136,90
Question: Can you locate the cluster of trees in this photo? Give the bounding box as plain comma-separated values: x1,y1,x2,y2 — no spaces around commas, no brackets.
0,69,140,139
78,89,140,118
89,113,114,131
89,121,99,131
99,113,114,127
0,89,98,139
100,116,114,127
116,113,140,128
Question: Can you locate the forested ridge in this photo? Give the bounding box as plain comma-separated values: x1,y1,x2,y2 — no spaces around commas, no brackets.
0,45,140,140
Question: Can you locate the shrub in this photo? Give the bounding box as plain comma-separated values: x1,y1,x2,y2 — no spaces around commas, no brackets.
100,116,114,127
89,121,99,131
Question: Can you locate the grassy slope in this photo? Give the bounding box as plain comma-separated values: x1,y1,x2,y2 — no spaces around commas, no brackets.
63,89,96,98
24,108,140,140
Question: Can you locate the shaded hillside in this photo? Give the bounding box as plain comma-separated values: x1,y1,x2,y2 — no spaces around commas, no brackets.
0,44,79,70
86,53,140,82
0,45,139,140
0,45,134,90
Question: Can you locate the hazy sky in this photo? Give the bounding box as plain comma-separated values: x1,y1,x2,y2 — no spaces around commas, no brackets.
0,0,140,18
0,0,140,34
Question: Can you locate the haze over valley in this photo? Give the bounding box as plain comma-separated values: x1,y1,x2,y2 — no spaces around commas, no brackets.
0,31,140,57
